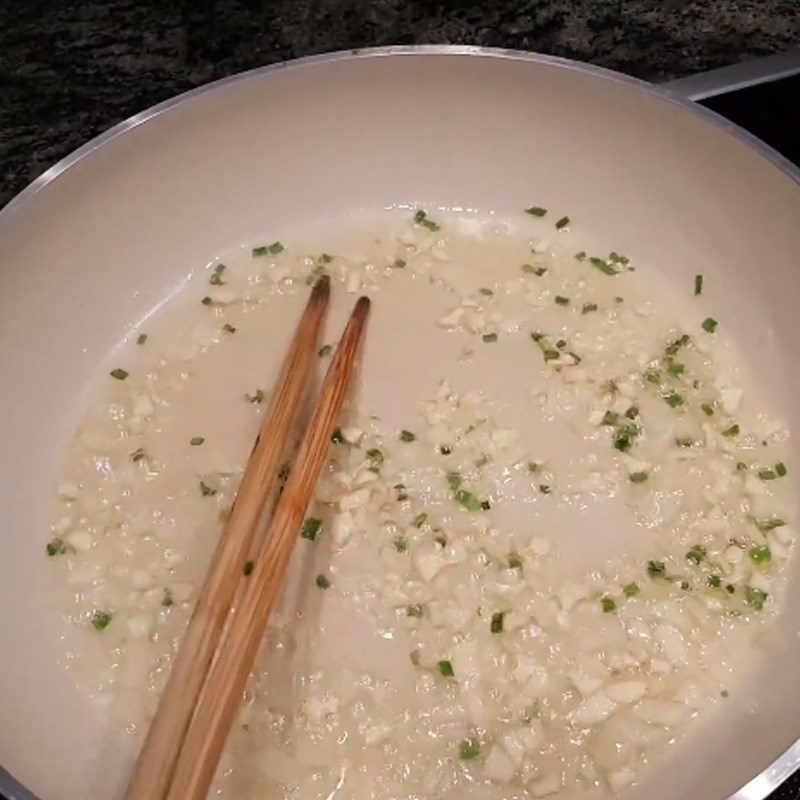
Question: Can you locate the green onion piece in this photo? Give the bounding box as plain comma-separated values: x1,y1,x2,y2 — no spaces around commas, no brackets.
745,586,768,610
508,552,523,569
589,257,618,276
694,274,703,295
246,389,265,404
330,427,345,444
601,596,617,613
525,206,547,217
447,472,463,490
162,588,174,607
663,392,685,408
539,484,551,494
407,603,424,617
776,462,788,477
392,257,406,269
667,362,685,377
708,575,722,588
459,737,481,760
686,545,707,565
482,333,498,343
412,513,428,528
316,574,330,589
410,650,421,666
301,518,322,541
268,241,284,254
209,264,226,285
758,469,777,481
393,536,409,553
438,660,455,677
366,448,384,467
629,471,649,483
454,489,484,512
490,611,505,633
582,302,598,314
574,251,587,261
623,582,640,598
200,481,217,496
749,545,772,564
722,424,740,437
136,333,148,345
755,517,786,531
413,209,440,231
318,344,332,357
190,437,205,446
201,296,213,305
702,317,718,333
46,537,74,557
554,295,570,306
222,323,236,333
701,402,715,416
243,560,254,576
91,610,113,631
439,445,452,455
555,216,570,230
479,287,494,296
399,429,416,442
665,334,691,356
647,560,667,578
522,263,547,276
110,368,129,380
130,448,146,462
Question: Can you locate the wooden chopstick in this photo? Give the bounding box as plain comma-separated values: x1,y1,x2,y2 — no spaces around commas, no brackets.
123,278,330,800
165,295,371,800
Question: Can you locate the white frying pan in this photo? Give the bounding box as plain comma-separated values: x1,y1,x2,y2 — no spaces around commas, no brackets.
0,46,799,800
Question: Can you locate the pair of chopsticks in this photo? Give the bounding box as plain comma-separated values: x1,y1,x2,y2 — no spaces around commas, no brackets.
123,277,370,800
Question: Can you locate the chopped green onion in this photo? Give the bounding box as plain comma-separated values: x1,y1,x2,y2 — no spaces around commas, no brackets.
110,368,129,380
776,462,788,477
459,737,481,760
201,296,213,305
665,334,691,356
589,257,618,276
407,603,424,617
399,429,416,443
392,258,406,269
438,660,455,677
745,586,768,610
601,596,617,613
190,436,205,446
694,274,703,295
243,561,254,576
246,389,265,404
522,263,547,276
758,469,777,481
316,574,330,589
623,582,640,598
331,427,344,444
46,537,74,557
708,575,722,588
490,611,505,633
538,484,551,494
482,333,498,343
209,264,226,285
301,518,322,541
755,517,786,532
663,392,685,408
136,333,148,345
393,536,409,553
130,448,146,462
439,445,452,455
412,513,428,528
91,610,113,631
414,209,440,231
629,471,649,483
701,402,715,416
366,448,384,468
222,323,236,333
647,560,667,578
454,489,484,512
554,295,570,306
555,216,570,230
200,481,217,496
574,251,587,261
318,344,332,357
686,545,707,565
162,588,174,607
722,424,740,437
525,206,547,217
702,317,718,333
582,302,598,314
447,472,463,490
667,362,685,377
749,545,772,564
479,287,494,296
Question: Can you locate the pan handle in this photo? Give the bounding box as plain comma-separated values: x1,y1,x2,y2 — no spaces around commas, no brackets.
661,47,800,102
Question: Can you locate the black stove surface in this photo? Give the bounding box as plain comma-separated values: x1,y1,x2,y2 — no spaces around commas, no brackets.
699,73,799,800
699,74,800,168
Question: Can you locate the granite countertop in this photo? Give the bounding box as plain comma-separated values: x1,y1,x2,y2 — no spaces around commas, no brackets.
1,0,799,208
1,2,800,799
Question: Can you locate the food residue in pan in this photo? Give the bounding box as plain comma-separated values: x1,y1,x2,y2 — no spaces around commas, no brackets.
48,207,794,798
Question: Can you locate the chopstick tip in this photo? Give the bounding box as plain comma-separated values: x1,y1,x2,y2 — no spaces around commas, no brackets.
311,274,331,302
353,295,371,319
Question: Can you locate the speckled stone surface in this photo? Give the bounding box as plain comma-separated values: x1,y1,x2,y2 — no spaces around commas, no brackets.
1,0,799,207
1,2,799,799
